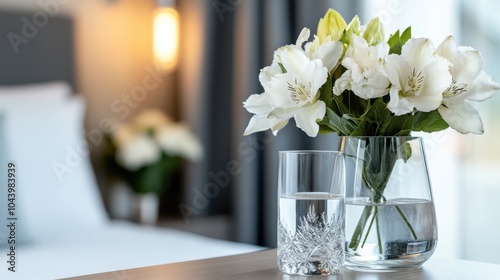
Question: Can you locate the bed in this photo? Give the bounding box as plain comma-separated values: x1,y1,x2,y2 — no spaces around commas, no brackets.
0,10,262,280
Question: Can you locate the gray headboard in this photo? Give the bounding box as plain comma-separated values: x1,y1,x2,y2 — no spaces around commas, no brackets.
0,10,74,88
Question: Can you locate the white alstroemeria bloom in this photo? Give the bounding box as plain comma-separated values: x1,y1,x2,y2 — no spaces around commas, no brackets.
116,135,161,171
243,29,337,137
243,93,289,135
384,38,452,115
436,36,500,134
266,46,328,137
333,35,390,99
259,54,283,92
297,28,343,72
244,47,294,136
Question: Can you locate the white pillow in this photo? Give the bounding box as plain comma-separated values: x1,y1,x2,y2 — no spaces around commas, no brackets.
0,92,108,245
0,81,71,103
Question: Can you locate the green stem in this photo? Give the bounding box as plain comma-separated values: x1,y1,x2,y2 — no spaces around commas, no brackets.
348,206,373,250
395,205,418,240
375,207,382,255
347,138,419,254
361,207,377,248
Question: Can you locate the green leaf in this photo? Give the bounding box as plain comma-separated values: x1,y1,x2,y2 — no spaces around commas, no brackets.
325,108,357,136
387,27,411,55
395,129,412,136
350,99,415,136
400,26,412,45
383,114,414,136
320,75,334,110
343,114,362,123
347,93,369,117
332,92,350,116
401,142,412,162
350,120,367,136
413,110,449,133
361,99,392,135
387,30,401,54
318,122,335,134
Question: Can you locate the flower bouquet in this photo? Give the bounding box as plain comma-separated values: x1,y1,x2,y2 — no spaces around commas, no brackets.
105,109,203,195
243,8,499,269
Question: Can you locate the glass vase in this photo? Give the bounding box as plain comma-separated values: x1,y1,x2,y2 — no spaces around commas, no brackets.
340,136,437,271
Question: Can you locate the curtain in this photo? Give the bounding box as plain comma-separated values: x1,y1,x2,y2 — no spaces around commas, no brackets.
179,0,359,247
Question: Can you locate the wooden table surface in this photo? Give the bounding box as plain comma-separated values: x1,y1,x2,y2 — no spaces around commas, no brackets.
63,249,500,280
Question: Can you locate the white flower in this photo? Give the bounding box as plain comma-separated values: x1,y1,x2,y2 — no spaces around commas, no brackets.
244,54,290,136
243,93,289,135
297,28,343,72
436,36,500,134
384,38,452,115
244,44,330,137
134,108,172,130
333,35,390,99
259,57,282,92
116,135,161,171
265,46,328,137
332,73,352,96
155,124,203,160
244,29,341,137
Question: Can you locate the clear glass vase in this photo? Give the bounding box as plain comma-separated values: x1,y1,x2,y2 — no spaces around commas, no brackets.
340,136,437,271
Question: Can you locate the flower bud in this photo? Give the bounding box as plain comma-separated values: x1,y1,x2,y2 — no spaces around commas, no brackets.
343,15,361,45
363,17,385,46
317,8,346,43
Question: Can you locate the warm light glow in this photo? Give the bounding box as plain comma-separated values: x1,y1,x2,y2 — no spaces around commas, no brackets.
153,7,179,72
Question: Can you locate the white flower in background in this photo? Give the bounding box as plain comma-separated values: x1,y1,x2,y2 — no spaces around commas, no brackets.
134,108,172,130
155,124,203,160
436,36,500,134
333,35,390,99
116,135,161,171
111,110,203,173
384,38,452,115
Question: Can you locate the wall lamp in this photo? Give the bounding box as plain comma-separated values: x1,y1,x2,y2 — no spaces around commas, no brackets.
154,0,179,73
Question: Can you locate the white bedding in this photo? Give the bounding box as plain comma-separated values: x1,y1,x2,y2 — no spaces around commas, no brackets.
0,221,263,280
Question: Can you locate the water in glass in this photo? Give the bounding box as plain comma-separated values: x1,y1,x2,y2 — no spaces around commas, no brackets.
278,192,345,275
345,197,437,270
